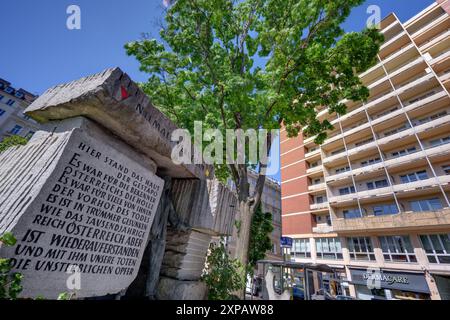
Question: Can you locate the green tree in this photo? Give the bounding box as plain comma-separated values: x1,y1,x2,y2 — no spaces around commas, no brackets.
0,135,28,153
248,204,273,274
0,233,23,300
202,240,246,300
126,0,383,297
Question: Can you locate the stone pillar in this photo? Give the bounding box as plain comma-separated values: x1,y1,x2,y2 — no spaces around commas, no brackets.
155,178,237,300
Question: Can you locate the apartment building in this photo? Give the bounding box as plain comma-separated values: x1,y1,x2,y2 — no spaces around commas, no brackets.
0,78,39,142
280,1,450,300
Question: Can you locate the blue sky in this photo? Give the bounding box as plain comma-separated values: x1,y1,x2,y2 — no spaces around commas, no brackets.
0,0,435,181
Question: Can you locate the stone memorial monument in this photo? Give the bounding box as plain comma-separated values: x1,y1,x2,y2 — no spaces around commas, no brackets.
0,68,236,300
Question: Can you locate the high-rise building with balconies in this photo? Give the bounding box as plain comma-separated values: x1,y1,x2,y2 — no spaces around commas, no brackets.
280,1,450,300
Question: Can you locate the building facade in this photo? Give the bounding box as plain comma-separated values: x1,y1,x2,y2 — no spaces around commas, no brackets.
280,1,450,300
0,78,39,142
226,172,283,262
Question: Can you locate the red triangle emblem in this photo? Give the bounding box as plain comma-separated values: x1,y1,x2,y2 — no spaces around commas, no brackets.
121,86,129,100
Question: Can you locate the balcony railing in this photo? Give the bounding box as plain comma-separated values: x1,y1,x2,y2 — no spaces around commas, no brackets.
308,182,326,192
332,208,450,232
392,175,450,193
310,202,328,210
411,11,448,39
312,224,334,234
380,30,407,51
305,148,321,159
329,175,450,204
306,165,323,175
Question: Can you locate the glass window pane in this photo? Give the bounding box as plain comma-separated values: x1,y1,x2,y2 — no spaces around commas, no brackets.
365,238,373,251
429,198,443,211
411,201,421,212
430,235,443,254
440,234,450,253
420,235,433,253
387,236,396,252
379,237,388,252
335,239,342,252
316,240,322,253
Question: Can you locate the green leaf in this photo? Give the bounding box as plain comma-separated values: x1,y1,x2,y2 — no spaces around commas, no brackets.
0,232,17,247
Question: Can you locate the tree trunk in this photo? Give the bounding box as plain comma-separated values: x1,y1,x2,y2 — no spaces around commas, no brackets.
233,199,253,299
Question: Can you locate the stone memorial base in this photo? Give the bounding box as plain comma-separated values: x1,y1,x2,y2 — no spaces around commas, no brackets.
0,117,164,299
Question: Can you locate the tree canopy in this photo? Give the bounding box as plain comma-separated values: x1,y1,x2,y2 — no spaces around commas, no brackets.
126,0,383,286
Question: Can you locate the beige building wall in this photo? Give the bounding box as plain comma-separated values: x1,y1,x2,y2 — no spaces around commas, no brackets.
0,78,40,142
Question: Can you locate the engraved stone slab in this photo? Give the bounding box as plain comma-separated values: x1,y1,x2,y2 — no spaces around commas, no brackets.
24,67,206,179
0,117,164,299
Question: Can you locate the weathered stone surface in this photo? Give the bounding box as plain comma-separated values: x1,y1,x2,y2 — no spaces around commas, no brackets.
161,229,211,281
24,67,207,179
0,117,164,298
156,277,207,300
171,179,237,236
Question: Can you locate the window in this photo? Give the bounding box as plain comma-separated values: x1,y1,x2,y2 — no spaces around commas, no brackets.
366,179,388,190
315,196,325,204
25,131,35,139
408,90,435,104
292,239,311,258
313,178,321,185
316,238,343,260
339,186,355,195
400,170,429,183
429,136,450,148
0,94,4,101
10,125,22,135
443,165,450,175
4,87,14,94
0,108,5,117
414,111,447,125
343,208,362,219
310,161,319,168
335,166,350,174
355,137,374,147
361,157,381,167
384,123,410,137
5,99,15,106
373,204,398,216
379,236,417,263
331,148,345,155
420,234,450,264
374,106,399,119
391,147,417,158
347,237,376,261
410,198,443,212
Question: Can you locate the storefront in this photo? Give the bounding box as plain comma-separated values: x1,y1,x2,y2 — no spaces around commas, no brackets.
349,268,431,300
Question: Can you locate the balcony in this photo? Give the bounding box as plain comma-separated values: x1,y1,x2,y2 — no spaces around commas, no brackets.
392,175,450,194
328,192,358,204
331,208,450,233
310,202,328,211
308,182,326,192
305,148,320,159
411,11,448,39
313,224,334,234
420,29,450,52
376,113,450,146
306,165,323,175
325,170,353,183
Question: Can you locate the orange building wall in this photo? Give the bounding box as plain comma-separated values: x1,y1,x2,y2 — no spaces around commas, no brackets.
280,130,314,235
